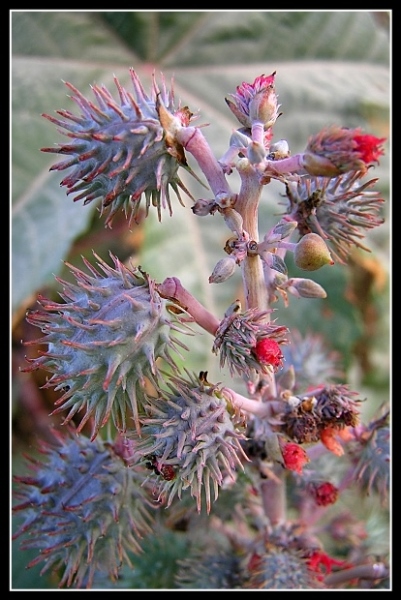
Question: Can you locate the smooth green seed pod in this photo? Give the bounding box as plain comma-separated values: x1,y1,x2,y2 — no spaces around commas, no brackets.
294,233,333,271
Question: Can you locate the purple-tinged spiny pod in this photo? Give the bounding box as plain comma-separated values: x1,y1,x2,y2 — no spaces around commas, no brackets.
132,370,248,514
41,69,197,225
12,429,155,589
22,252,191,439
283,171,385,263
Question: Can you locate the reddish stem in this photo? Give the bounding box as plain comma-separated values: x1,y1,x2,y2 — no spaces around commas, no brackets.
176,126,235,202
324,562,389,586
158,277,220,336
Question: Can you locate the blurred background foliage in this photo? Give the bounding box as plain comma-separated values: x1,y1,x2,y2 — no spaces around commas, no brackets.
11,10,390,589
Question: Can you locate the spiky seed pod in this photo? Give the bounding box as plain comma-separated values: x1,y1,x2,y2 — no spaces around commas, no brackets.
351,413,390,505
277,329,343,392
283,171,385,263
302,126,385,176
245,549,321,589
176,549,244,589
280,384,361,444
12,429,155,589
22,252,191,440
41,69,196,225
245,523,324,589
133,370,249,514
212,301,288,379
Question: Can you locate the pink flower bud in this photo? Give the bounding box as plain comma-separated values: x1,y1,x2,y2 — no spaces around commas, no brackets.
302,126,386,176
225,72,281,131
284,278,328,299
191,198,217,216
249,85,279,129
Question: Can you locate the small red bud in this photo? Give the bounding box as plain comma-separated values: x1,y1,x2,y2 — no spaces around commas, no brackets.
253,338,283,369
281,442,309,474
309,481,339,506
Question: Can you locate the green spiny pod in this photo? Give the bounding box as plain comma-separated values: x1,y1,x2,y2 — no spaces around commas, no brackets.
41,69,196,225
176,549,244,588
245,548,321,589
284,171,385,263
133,370,249,514
23,252,191,439
12,429,155,589
352,413,390,505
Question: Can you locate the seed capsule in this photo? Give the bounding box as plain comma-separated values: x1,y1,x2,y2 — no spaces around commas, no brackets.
294,233,334,271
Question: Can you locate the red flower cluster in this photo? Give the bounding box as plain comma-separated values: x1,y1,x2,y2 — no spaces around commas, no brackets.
353,133,386,164
281,442,309,474
309,481,339,506
307,550,346,582
253,338,283,369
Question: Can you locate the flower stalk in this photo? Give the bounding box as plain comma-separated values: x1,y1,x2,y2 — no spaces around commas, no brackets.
235,159,269,311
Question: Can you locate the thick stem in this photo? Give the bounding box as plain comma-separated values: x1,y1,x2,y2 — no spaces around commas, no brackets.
224,388,269,417
261,153,305,175
176,126,235,201
158,277,220,336
260,474,286,526
234,158,286,525
235,159,269,312
324,563,389,586
251,122,265,146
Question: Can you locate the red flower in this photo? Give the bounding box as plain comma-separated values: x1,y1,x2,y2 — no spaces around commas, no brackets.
307,550,346,581
253,338,283,369
309,481,339,506
353,133,386,164
281,442,309,474
303,126,386,176
320,426,344,456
